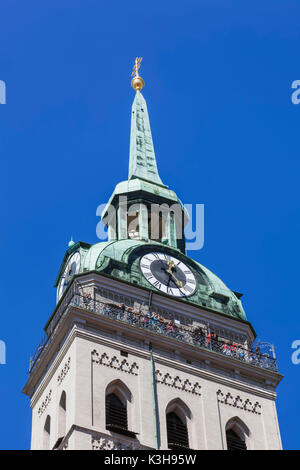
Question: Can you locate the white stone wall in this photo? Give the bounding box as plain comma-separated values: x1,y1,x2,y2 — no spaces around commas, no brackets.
30,340,76,450
30,326,282,450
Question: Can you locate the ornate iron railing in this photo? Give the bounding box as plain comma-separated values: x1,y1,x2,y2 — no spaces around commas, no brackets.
29,292,278,374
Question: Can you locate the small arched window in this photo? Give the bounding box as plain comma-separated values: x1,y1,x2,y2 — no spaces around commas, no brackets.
105,382,137,439
43,415,51,450
226,429,247,450
106,393,128,433
53,391,67,450
166,411,189,450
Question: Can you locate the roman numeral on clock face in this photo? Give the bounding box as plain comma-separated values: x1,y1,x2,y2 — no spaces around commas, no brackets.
184,284,194,294
141,263,150,269
144,272,153,280
140,252,197,298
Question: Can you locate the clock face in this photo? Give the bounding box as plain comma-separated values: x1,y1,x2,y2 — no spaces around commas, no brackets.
140,252,197,297
58,251,81,300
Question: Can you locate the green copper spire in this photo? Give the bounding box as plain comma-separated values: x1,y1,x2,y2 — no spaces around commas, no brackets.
129,62,165,187
129,91,164,186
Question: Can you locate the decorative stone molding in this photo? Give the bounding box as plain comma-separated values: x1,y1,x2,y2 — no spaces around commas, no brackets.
38,389,52,417
217,389,261,414
92,436,145,450
155,370,201,395
57,357,71,385
91,350,139,375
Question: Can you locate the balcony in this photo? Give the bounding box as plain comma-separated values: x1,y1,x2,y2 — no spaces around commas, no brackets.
29,289,278,375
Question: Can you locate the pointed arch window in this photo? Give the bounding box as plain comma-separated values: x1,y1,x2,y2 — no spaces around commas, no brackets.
52,391,67,450
105,392,137,439
43,415,51,450
226,429,247,450
166,411,189,450
106,393,128,431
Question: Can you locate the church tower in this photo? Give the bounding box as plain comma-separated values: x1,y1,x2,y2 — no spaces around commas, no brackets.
23,60,283,450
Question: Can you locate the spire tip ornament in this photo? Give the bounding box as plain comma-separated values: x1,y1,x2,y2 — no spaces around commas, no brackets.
68,236,75,248
131,57,145,91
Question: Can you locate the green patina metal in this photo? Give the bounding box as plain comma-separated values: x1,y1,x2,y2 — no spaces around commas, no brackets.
129,91,165,187
54,88,247,322
100,90,188,255
54,241,91,288
77,239,246,320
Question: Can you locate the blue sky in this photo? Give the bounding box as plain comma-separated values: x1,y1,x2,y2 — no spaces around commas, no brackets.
0,0,299,450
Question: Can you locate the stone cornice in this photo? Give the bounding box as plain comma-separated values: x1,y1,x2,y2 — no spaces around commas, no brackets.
27,318,281,407
73,309,282,387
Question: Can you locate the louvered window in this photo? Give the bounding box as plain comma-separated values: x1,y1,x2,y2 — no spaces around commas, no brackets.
106,393,127,430
166,412,189,450
106,393,137,439
226,429,247,450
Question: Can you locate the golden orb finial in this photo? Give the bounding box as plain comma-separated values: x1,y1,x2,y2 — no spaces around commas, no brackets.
131,57,145,91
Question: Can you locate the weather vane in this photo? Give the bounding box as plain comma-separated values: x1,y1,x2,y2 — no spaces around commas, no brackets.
131,57,145,91
132,57,143,77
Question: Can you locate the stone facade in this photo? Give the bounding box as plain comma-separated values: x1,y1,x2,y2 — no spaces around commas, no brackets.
24,273,282,450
